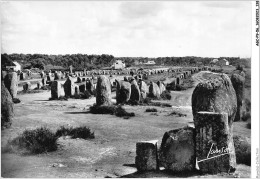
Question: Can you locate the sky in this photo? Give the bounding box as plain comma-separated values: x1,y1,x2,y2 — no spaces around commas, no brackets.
0,1,252,58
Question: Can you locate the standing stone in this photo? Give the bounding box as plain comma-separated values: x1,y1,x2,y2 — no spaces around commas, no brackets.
192,73,237,130
159,126,196,172
54,71,61,80
4,72,18,98
79,83,86,93
193,112,236,174
69,65,73,74
176,77,182,85
148,82,160,99
42,77,47,86
47,75,51,81
37,81,42,89
157,81,166,94
23,82,31,91
1,82,13,128
130,79,141,102
51,81,62,99
139,81,148,99
76,77,81,83
96,75,112,106
63,77,75,97
135,140,159,171
2,71,7,80
74,85,79,96
231,74,245,121
115,80,131,104
20,72,25,80
86,79,95,95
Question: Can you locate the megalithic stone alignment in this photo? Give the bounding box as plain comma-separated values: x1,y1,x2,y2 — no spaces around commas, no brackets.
193,112,236,174
96,75,112,106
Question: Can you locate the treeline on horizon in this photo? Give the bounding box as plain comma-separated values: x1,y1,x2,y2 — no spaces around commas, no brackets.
1,53,251,71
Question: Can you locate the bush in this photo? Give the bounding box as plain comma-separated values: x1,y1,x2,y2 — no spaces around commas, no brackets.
89,104,135,118
13,98,21,104
175,84,187,91
89,104,115,115
160,90,171,100
14,127,58,154
114,105,135,118
168,111,187,117
74,90,92,99
242,111,251,121
145,108,158,112
49,96,68,101
233,135,251,166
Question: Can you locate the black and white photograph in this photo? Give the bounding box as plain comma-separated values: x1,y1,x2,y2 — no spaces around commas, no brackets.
1,1,259,178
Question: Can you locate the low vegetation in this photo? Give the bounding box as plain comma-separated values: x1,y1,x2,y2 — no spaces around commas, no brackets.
56,126,95,139
160,90,172,100
89,104,135,118
12,98,21,104
49,96,68,101
10,127,58,154
167,111,187,117
145,108,158,112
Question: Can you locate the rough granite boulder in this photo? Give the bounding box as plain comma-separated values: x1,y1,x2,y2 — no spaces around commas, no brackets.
51,81,62,99
231,73,245,121
63,77,75,97
96,75,112,106
130,79,141,102
23,82,32,91
157,81,166,94
135,140,159,171
1,82,14,129
192,73,237,130
139,80,149,99
193,112,236,174
86,79,95,95
4,72,18,99
116,80,131,104
148,82,161,99
159,126,196,172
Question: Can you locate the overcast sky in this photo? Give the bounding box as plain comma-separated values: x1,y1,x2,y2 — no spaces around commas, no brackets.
1,1,252,58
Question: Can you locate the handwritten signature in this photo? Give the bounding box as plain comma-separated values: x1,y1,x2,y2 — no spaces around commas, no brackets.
197,143,230,163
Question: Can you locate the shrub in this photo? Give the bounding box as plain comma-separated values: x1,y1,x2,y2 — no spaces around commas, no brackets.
175,84,187,91
114,105,135,117
242,111,251,122
89,104,115,114
160,90,171,100
15,127,58,154
49,96,68,101
168,111,187,117
145,108,158,112
70,126,94,139
89,104,135,118
233,135,251,166
13,98,21,104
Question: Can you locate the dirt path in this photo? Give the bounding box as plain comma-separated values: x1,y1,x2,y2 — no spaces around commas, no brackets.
1,71,251,178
